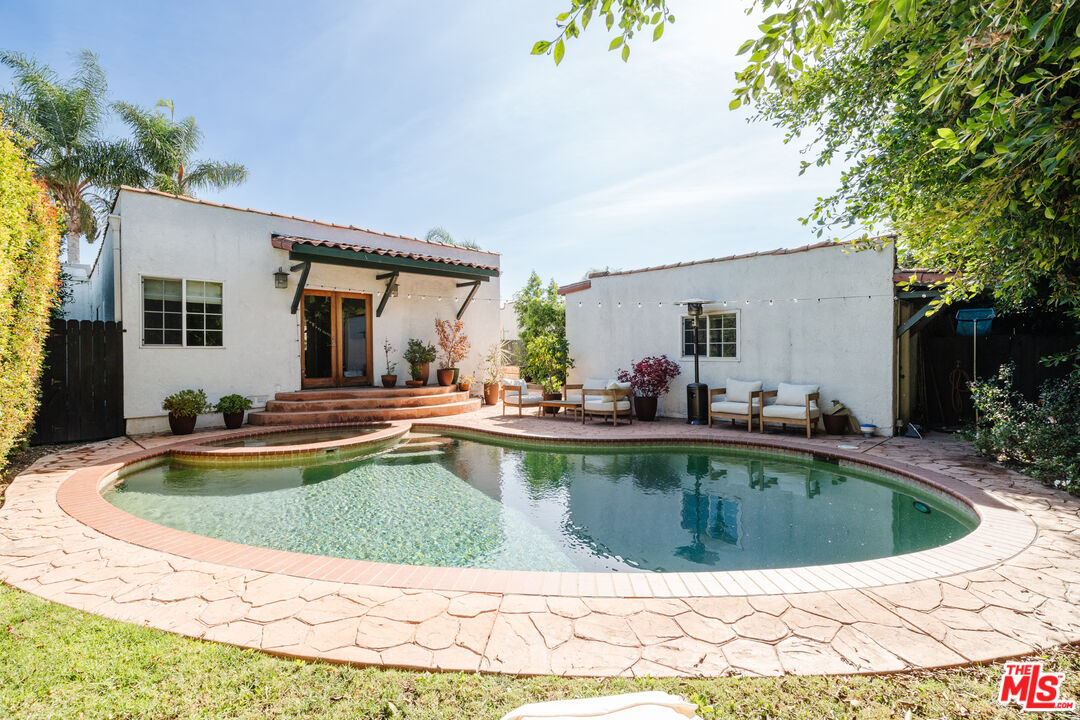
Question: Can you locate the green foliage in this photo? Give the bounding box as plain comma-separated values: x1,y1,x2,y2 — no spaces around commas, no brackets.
0,121,62,468
481,341,510,384
382,339,397,375
402,338,436,366
213,393,252,414
0,50,143,263
115,99,247,198
532,0,675,64
424,226,480,250
966,364,1080,494
161,389,210,418
539,0,1080,344
514,272,573,387
522,331,574,393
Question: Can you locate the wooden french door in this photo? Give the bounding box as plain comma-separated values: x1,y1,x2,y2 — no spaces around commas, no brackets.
300,291,374,388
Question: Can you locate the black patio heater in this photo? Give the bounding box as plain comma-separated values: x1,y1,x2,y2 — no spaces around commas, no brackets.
677,299,712,425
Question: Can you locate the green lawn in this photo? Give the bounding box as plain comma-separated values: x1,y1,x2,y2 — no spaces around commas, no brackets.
1,584,1077,719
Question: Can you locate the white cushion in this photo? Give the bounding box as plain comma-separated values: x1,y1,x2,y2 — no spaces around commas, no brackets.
583,394,609,403
584,399,631,412
611,381,631,390
502,378,527,392
763,403,821,420
775,382,819,406
505,393,543,405
725,379,762,403
711,400,759,415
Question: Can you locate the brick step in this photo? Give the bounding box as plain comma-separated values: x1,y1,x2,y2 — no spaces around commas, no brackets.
275,385,458,402
247,398,482,426
266,391,470,412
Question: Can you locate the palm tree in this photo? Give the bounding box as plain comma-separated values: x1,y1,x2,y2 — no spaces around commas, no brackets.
0,50,143,264
425,226,480,250
115,99,247,198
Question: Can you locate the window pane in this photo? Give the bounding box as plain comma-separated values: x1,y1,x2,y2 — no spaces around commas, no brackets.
164,330,182,345
184,281,223,348
187,330,204,346
204,331,223,347
143,278,183,345
144,329,163,345
144,311,162,330
188,314,204,330
205,314,222,331
186,301,205,314
164,312,181,330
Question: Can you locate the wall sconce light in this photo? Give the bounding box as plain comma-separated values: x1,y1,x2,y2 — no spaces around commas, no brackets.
273,267,289,289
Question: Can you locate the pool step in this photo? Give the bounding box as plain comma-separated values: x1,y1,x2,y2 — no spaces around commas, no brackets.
265,391,471,413
248,397,482,426
400,437,455,450
380,449,446,461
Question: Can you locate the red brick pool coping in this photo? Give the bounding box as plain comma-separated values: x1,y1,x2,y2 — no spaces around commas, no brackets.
57,422,1033,598
3,409,1080,677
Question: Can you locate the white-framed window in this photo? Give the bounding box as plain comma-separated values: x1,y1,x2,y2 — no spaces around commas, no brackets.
681,312,738,359
142,277,223,347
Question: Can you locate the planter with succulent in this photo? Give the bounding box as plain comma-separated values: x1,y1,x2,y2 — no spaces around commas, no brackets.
214,393,253,429
522,331,574,414
381,339,398,388
403,338,436,386
458,374,475,393
481,341,508,405
162,389,210,435
616,355,681,421
434,318,470,387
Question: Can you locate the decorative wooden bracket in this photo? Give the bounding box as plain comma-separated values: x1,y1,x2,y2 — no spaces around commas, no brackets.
289,261,311,314
896,291,940,337
376,271,398,317
456,281,481,320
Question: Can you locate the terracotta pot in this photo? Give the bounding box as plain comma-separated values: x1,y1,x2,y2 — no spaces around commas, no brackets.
482,382,500,406
458,382,472,393
413,362,430,385
381,374,397,388
168,413,197,435
634,396,658,421
436,368,456,386
405,380,424,388
223,412,245,430
542,391,561,415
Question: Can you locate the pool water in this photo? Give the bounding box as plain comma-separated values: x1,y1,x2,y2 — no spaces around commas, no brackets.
105,433,976,573
204,424,391,447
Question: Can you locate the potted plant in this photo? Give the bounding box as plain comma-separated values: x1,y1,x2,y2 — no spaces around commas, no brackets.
214,393,252,429
381,339,398,388
458,374,475,393
403,338,436,386
481,341,507,405
522,331,574,414
434,318,470,386
162,389,210,435
616,355,681,421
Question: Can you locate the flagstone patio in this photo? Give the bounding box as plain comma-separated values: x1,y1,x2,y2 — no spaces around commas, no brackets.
2,406,1079,677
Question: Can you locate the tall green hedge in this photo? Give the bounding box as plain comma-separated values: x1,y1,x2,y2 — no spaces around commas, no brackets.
0,119,61,466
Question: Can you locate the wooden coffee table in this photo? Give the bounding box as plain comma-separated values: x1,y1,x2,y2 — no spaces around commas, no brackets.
537,400,581,420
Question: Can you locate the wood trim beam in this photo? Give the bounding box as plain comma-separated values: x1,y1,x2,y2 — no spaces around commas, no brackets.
287,245,496,281
456,280,482,320
376,272,398,318
289,261,311,314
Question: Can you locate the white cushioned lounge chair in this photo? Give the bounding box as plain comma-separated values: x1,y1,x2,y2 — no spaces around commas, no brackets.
501,378,544,416
760,382,821,438
580,377,633,426
708,378,762,431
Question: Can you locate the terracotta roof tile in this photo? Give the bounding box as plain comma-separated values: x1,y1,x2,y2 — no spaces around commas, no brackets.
271,235,499,273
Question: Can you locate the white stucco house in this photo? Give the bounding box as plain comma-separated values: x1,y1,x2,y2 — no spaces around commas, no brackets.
68,187,501,434
559,240,900,435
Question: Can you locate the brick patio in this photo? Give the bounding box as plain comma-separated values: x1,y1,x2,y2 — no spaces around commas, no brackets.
2,406,1079,677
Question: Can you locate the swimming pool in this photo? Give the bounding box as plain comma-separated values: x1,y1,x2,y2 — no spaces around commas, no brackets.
104,432,976,573
202,424,391,447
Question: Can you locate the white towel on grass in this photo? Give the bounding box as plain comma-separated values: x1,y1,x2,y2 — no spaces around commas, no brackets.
501,692,700,720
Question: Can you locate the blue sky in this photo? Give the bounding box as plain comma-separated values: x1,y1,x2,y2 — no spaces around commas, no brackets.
4,1,847,297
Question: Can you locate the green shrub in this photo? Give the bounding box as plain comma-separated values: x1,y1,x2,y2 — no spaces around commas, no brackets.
402,338,436,366
966,363,1080,494
161,389,210,418
213,393,252,414
0,119,62,468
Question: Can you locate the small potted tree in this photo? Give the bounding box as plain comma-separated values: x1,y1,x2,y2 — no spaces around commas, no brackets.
616,355,681,421
481,341,506,405
523,331,574,414
434,318,470,386
458,374,475,393
403,338,436,386
381,339,398,388
214,393,253,429
162,389,210,435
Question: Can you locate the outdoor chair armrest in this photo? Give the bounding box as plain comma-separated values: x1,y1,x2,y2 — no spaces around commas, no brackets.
562,384,583,400
502,385,522,398
806,391,820,409
709,387,727,399
761,389,778,400
526,383,546,393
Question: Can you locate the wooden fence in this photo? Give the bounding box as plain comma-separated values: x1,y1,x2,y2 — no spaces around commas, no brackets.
32,320,124,444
